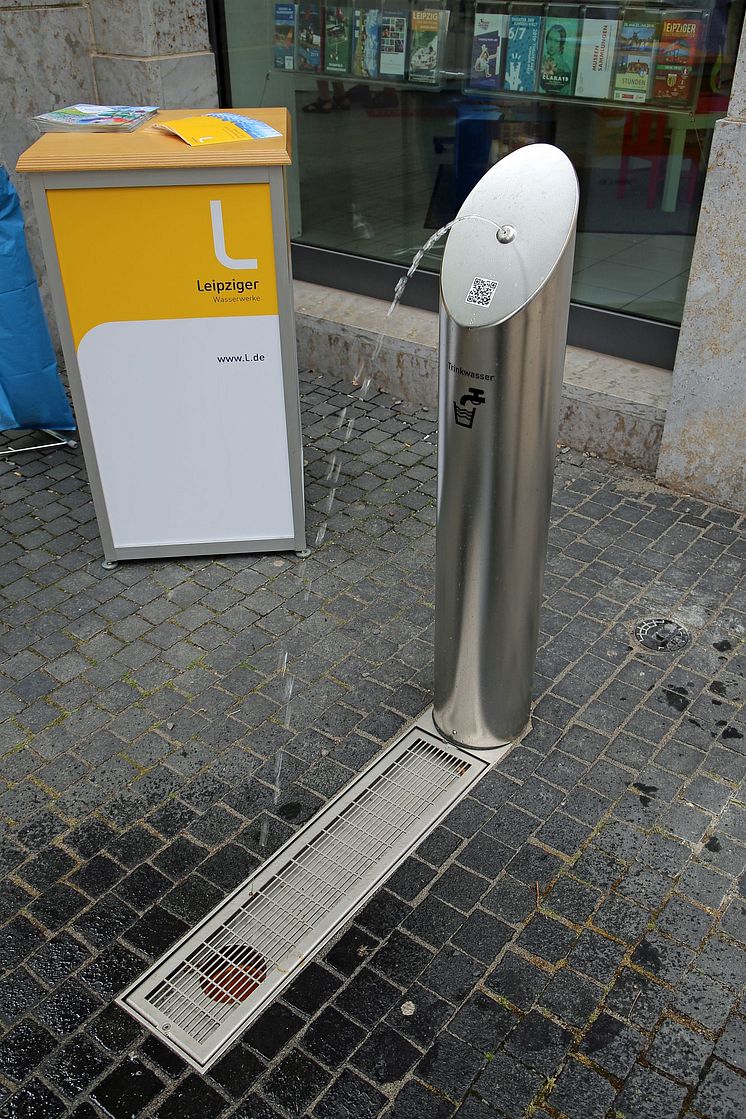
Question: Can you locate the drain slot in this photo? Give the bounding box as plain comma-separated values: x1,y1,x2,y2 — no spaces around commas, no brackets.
118,727,489,1071
200,945,267,1004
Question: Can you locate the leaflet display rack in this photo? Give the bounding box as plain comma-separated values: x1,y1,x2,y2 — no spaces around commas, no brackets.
274,1,451,88
464,1,714,113
17,109,306,566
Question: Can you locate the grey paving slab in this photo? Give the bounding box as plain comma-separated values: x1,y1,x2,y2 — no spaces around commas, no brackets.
0,369,744,1119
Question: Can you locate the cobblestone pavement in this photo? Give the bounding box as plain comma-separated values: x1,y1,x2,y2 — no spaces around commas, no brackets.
0,370,744,1119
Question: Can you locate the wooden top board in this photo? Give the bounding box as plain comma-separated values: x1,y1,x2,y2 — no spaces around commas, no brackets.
16,109,292,174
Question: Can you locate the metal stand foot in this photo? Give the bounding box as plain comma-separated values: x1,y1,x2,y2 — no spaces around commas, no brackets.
42,429,77,449
101,559,119,571
295,548,311,558
0,429,77,458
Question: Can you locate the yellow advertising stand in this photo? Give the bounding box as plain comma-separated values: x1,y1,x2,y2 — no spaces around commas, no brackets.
17,109,306,565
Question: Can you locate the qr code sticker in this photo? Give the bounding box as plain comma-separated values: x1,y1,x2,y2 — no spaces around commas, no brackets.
466,276,499,307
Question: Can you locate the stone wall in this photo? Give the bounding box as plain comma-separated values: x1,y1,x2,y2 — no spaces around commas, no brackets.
87,0,217,108
0,3,97,329
1,0,218,340
656,22,746,510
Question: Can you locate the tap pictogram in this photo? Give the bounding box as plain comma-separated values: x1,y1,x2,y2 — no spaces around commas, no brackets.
454,387,486,428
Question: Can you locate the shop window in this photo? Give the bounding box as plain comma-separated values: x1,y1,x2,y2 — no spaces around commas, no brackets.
214,0,744,328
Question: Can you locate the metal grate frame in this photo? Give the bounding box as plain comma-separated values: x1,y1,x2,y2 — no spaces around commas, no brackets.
118,726,490,1071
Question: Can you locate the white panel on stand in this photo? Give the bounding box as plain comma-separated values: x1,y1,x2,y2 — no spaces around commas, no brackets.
78,316,293,548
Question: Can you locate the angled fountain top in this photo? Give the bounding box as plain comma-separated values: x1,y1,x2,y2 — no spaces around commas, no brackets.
440,144,578,329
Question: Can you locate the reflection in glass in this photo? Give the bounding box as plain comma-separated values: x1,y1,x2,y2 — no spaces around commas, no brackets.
217,0,744,326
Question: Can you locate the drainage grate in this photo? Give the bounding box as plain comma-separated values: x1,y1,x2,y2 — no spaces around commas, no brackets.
634,618,690,652
118,727,489,1071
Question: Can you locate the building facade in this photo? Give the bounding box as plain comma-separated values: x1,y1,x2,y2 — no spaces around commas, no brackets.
0,1,218,320
2,1,744,506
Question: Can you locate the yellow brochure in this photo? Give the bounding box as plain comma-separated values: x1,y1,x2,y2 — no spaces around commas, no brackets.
155,114,281,146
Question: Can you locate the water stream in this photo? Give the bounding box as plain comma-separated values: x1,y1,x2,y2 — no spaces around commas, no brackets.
258,219,465,849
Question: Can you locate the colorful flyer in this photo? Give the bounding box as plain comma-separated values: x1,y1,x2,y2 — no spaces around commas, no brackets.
539,11,581,95
352,8,381,78
32,104,158,133
274,3,297,70
325,6,353,73
652,12,704,104
379,9,408,77
469,4,509,91
155,115,282,146
297,2,322,72
504,9,543,93
574,11,620,99
613,13,659,102
409,8,445,84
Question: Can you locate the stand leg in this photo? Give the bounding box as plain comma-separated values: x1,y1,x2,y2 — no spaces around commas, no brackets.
42,429,78,449
0,429,77,458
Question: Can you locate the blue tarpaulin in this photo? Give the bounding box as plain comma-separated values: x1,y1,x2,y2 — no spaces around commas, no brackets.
0,168,75,431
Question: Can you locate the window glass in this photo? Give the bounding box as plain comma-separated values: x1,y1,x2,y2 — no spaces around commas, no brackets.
219,0,744,326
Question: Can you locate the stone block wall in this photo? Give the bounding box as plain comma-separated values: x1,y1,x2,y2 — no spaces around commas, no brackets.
87,0,217,107
1,0,218,341
0,3,97,330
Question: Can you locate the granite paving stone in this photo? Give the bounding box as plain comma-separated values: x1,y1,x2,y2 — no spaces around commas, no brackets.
415,1031,485,1100
301,1006,365,1070
386,983,452,1049
351,1023,420,1085
385,1079,455,1119
504,1008,572,1074
645,1016,714,1085
0,370,744,1117
370,929,433,986
714,1012,746,1072
448,992,517,1052
538,967,601,1029
481,874,536,925
570,928,628,982
313,1068,387,1119
692,1059,746,1119
547,1058,617,1119
475,1049,544,1117
671,968,735,1031
612,1064,688,1119
262,1049,330,1116
484,950,551,1012
420,946,487,1006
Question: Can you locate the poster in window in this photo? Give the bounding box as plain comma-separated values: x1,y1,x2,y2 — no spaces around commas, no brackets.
612,12,659,102
652,12,704,104
325,6,353,73
410,8,448,84
297,2,322,71
574,7,620,99
539,8,581,96
470,3,509,91
504,6,543,93
352,8,382,78
274,4,297,71
380,9,408,77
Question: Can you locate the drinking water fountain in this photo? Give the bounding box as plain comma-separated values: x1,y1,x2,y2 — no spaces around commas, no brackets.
434,144,579,750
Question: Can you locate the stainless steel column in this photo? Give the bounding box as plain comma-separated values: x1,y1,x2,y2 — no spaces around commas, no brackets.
433,145,578,751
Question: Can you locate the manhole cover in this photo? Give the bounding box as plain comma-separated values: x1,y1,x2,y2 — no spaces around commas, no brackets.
634,619,690,652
